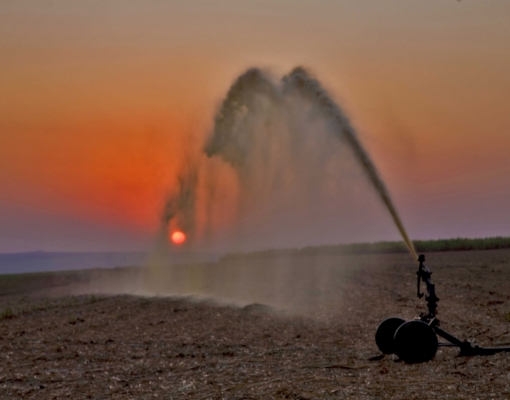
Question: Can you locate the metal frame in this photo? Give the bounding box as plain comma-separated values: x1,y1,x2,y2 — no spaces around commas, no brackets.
416,254,510,356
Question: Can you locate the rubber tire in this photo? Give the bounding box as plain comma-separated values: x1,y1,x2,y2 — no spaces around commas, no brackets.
375,317,406,354
394,320,438,364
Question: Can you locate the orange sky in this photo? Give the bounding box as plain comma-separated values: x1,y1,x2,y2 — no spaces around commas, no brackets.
1,0,510,252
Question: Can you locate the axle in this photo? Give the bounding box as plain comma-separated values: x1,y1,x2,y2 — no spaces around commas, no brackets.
375,253,510,363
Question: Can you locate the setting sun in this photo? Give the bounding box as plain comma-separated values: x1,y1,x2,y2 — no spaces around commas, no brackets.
171,231,186,245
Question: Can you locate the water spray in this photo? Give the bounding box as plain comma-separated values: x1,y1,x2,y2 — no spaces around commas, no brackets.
203,67,417,260
156,66,420,299
283,67,417,262
375,254,510,363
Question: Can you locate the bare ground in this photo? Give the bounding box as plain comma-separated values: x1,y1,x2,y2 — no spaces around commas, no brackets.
1,250,510,399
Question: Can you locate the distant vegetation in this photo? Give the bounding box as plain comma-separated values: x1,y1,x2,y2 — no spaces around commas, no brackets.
0,267,140,293
221,237,510,262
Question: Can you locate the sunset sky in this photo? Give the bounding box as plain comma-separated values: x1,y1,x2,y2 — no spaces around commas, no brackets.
1,0,510,253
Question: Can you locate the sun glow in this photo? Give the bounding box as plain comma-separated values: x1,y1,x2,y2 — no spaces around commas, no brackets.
171,230,186,245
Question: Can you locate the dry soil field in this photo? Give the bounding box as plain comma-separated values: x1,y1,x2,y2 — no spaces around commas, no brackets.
1,250,510,399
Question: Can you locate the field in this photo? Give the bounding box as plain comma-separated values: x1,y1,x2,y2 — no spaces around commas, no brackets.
1,249,510,398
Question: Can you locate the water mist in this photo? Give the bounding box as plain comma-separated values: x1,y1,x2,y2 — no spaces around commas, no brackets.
144,66,417,313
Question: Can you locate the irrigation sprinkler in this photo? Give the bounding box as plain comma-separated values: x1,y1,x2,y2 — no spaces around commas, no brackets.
375,254,510,363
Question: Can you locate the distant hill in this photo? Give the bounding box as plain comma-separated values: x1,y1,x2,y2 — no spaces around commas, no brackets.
221,237,510,262
0,251,219,275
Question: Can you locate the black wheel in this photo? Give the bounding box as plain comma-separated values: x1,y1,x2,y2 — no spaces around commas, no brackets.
394,320,438,364
375,317,406,354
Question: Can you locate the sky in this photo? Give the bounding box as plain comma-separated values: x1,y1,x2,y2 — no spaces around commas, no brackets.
1,0,510,253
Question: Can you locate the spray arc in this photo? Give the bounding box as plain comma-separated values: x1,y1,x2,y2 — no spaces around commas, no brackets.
202,67,417,257
282,68,417,261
